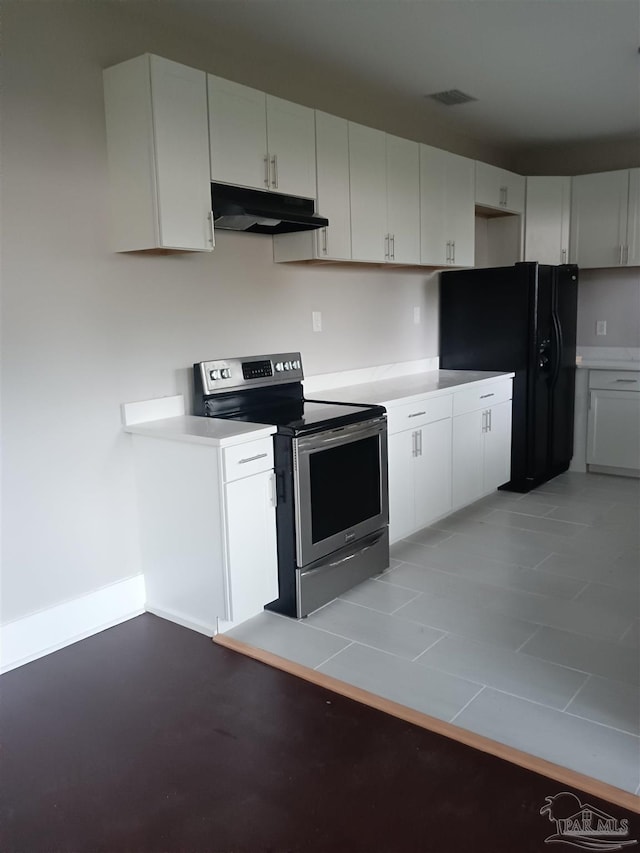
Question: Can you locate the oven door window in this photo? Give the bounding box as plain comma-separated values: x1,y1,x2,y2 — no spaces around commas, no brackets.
309,435,381,543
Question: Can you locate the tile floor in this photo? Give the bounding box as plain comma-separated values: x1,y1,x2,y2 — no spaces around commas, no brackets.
226,471,640,794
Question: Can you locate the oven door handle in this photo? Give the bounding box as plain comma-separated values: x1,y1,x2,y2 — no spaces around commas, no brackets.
295,417,386,452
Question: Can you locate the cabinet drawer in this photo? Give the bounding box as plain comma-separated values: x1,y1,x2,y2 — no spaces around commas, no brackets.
588,370,640,391
386,394,452,435
453,379,513,416
223,437,274,482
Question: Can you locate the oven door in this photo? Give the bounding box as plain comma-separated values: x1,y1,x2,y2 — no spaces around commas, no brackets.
292,416,388,568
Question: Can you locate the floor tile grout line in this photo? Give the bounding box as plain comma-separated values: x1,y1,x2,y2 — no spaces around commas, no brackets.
448,685,487,724
313,641,354,671
561,673,592,712
561,706,640,739
514,624,541,653
411,632,449,663
389,590,423,616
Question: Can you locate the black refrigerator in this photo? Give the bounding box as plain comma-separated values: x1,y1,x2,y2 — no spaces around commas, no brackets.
439,262,579,493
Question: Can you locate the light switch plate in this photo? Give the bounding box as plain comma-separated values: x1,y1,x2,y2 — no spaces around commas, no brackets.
312,311,322,332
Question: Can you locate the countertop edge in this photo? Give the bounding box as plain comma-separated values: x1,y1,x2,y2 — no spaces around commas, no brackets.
124,416,277,447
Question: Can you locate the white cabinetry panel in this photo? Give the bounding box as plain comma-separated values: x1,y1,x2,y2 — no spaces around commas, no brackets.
103,54,213,252
476,162,525,214
265,95,316,198
587,370,640,473
386,134,420,264
524,176,571,264
421,146,474,267
349,122,388,262
570,169,631,268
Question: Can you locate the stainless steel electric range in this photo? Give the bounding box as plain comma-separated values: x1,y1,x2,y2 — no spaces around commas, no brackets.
194,352,389,618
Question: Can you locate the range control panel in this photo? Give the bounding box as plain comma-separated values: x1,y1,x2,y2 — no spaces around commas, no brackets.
196,352,304,396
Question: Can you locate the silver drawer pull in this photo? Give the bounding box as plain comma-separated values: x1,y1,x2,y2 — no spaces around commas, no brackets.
407,411,426,418
480,393,495,399
238,452,268,464
614,379,638,383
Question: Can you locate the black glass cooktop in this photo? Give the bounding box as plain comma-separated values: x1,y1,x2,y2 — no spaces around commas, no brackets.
212,398,386,436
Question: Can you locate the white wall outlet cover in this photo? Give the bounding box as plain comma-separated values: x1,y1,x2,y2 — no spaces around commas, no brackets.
596,320,607,336
312,311,322,332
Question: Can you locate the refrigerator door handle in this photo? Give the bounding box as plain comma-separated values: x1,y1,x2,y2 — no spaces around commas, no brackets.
549,311,563,389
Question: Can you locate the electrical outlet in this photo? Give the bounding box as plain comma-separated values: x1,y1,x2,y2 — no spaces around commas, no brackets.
596,320,607,336
312,311,322,333
413,306,421,325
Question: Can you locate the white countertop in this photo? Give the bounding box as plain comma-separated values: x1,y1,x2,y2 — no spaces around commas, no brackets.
124,415,276,447
306,369,514,407
577,359,640,371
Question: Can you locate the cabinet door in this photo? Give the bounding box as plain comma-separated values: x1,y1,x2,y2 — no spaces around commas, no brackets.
570,170,629,268
386,134,420,264
266,95,316,198
525,176,571,264
314,111,351,260
503,171,525,214
150,57,212,251
452,410,484,509
349,122,388,262
387,430,416,544
208,75,268,191
420,145,448,265
587,390,640,469
414,419,453,527
224,470,279,624
483,401,512,492
446,152,475,267
626,168,640,266
476,162,524,213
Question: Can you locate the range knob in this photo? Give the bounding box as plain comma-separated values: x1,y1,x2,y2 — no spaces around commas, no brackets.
292,359,301,370
221,368,231,379
284,361,292,370
209,369,220,381
275,362,284,372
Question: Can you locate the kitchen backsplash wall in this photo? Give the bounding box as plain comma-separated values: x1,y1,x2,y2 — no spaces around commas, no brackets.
1,2,438,625
577,268,640,348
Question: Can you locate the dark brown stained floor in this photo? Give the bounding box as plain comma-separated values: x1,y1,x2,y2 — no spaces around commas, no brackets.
1,613,638,853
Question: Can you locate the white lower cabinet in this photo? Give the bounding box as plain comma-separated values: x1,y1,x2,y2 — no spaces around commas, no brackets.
451,381,513,509
587,370,640,473
131,432,278,634
387,396,452,544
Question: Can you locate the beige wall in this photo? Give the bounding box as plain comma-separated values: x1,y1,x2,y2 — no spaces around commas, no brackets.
1,2,439,624
577,268,640,348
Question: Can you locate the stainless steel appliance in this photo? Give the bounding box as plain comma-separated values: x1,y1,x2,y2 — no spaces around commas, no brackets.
193,353,389,617
440,262,579,492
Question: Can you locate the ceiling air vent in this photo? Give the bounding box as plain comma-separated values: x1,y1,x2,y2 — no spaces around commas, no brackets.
427,89,477,106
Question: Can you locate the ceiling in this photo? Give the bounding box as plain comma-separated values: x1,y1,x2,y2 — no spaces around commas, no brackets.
156,0,640,151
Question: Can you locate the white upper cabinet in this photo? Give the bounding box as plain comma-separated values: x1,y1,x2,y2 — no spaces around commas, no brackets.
524,176,571,264
348,123,420,264
420,145,474,267
385,134,420,264
476,161,525,214
272,110,351,263
103,54,213,252
208,77,268,190
208,75,316,199
570,169,638,268
349,122,388,262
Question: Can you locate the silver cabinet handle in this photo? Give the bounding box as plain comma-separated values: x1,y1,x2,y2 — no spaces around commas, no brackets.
391,233,395,260
238,452,268,465
273,153,278,188
561,248,567,263
322,227,328,256
264,155,270,188
411,430,418,457
503,187,508,208
208,211,215,248
614,378,638,383
446,241,451,263
384,234,389,260
270,155,278,189
488,408,492,432
619,244,624,265
481,410,487,433
451,240,455,264
269,472,277,507
417,428,422,456
480,393,495,399
407,411,426,418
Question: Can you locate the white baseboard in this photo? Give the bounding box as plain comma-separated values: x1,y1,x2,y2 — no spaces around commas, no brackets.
0,575,146,674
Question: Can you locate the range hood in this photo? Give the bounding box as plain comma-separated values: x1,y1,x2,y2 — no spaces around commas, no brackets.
211,182,329,234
